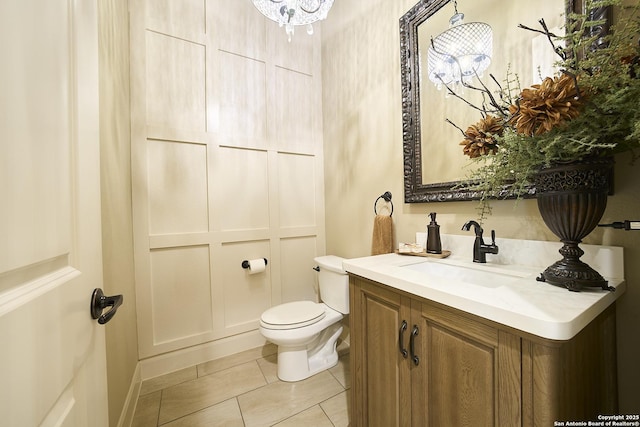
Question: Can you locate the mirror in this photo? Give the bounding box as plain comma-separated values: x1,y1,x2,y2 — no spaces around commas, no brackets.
400,0,594,203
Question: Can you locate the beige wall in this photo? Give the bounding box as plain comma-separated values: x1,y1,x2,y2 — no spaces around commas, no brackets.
321,0,639,412
98,1,139,425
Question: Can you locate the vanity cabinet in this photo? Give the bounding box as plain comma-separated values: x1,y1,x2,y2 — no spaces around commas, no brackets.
349,276,412,426
349,275,617,427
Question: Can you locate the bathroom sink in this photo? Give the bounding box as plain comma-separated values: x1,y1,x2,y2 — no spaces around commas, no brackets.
402,259,530,288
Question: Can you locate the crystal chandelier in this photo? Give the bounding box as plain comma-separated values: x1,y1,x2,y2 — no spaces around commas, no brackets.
427,1,492,90
251,0,335,42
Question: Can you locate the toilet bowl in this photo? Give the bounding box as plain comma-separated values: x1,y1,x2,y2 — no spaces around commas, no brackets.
259,255,349,382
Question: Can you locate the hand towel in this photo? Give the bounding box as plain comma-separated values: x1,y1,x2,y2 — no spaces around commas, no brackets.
371,214,394,255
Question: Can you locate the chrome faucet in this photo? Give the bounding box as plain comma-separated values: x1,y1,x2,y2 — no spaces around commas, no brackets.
461,220,499,263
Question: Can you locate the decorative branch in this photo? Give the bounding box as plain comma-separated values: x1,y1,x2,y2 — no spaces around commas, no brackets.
439,79,493,114
462,72,510,117
518,18,567,61
561,69,583,100
445,118,467,137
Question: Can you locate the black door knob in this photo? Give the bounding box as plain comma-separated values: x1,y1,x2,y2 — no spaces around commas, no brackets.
90,288,123,324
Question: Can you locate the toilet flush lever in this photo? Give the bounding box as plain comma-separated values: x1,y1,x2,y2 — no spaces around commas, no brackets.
313,266,320,271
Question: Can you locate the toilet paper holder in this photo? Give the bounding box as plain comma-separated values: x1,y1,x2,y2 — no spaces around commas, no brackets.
241,258,268,269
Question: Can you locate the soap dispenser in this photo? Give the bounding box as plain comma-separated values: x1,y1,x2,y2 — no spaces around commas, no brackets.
426,212,442,254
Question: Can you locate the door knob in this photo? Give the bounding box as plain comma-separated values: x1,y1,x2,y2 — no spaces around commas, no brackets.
90,288,123,324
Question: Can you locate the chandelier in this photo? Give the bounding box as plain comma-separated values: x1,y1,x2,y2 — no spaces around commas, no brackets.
427,1,492,90
251,0,335,42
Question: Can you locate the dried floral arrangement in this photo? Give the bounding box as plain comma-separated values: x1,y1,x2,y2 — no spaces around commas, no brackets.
448,0,640,217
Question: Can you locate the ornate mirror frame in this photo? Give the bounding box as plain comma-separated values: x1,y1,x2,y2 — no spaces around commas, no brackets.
400,0,611,203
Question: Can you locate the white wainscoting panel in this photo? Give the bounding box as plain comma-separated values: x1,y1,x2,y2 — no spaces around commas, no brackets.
215,147,270,232
147,0,205,43
274,67,317,153
270,24,314,75
278,153,317,228
214,52,267,145
208,0,266,62
131,0,325,362
218,240,272,330
146,32,206,131
148,139,209,235
280,236,319,303
150,245,213,345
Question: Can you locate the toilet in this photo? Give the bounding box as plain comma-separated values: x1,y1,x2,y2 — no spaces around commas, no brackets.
259,255,349,382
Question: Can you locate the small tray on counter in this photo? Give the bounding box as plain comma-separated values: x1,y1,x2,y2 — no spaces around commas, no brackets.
394,249,451,259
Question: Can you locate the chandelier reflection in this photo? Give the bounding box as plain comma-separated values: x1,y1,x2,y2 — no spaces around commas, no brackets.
427,1,493,91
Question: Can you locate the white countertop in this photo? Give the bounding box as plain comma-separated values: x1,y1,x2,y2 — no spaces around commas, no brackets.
343,234,625,340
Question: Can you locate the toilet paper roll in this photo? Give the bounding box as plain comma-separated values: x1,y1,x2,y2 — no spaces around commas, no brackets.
247,258,266,275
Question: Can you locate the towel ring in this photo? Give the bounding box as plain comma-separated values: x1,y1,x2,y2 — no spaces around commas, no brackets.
374,191,393,216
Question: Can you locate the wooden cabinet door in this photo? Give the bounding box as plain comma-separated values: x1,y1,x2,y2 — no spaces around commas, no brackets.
410,300,522,427
350,277,412,427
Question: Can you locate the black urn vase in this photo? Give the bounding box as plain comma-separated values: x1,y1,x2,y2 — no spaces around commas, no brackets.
534,157,615,292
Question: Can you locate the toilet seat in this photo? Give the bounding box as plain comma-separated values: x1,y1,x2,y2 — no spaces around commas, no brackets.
260,301,326,330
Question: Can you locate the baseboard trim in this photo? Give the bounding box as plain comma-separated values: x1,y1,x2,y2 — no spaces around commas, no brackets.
116,362,141,427
139,330,267,381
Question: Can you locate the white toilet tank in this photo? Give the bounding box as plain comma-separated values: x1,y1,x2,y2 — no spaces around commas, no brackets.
314,255,349,314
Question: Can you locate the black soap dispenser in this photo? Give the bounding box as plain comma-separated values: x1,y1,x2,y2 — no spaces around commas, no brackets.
426,212,442,254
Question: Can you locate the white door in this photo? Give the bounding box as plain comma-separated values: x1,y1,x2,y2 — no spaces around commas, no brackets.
0,0,109,426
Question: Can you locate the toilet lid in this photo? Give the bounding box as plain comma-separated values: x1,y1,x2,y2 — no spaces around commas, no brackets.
260,301,325,329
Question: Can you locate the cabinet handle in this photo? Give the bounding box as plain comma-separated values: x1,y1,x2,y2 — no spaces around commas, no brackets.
410,325,419,366
399,320,408,358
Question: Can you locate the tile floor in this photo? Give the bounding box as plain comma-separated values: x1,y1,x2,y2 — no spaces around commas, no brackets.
131,343,350,427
